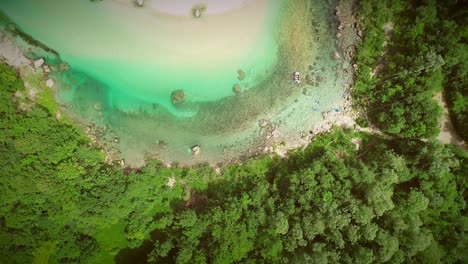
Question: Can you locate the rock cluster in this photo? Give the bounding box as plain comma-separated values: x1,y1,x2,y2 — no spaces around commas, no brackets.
257,118,280,140
84,122,122,164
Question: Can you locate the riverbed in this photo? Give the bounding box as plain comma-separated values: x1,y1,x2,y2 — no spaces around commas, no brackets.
0,0,355,166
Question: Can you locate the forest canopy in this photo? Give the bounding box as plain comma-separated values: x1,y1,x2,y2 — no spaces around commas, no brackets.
0,61,466,263
0,0,467,263
354,0,467,140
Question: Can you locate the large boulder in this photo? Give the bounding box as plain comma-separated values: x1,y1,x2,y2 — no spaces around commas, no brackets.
191,145,201,155
135,0,144,7
232,84,242,94
237,69,245,81
43,65,51,73
258,119,270,128
171,89,185,105
46,79,55,88
194,9,201,18
192,5,206,18
332,51,341,60
34,58,44,68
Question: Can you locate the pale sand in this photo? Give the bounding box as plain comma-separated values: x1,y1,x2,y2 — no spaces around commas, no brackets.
40,0,275,72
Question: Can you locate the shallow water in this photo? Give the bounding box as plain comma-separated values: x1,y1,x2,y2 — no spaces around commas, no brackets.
0,0,281,116
0,0,348,166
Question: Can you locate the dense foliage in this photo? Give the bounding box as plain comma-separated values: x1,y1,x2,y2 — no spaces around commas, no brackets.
119,133,467,264
354,0,467,140
0,63,466,263
0,63,194,263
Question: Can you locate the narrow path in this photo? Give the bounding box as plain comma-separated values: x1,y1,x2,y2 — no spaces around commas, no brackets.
435,92,466,148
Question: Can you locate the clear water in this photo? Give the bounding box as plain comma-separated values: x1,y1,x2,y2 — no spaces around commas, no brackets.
0,0,347,166
0,0,280,116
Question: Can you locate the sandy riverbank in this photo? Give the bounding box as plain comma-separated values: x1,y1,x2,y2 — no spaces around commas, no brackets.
0,0,362,168
0,0,283,124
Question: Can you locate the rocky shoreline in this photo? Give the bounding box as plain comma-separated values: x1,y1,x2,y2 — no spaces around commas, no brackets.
240,0,361,161
0,27,128,167
0,29,55,102
0,0,363,169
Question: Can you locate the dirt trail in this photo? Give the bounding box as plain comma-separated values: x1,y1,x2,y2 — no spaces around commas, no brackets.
435,92,466,148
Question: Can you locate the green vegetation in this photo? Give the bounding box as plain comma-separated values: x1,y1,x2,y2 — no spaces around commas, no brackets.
0,0,467,262
354,0,467,140
1,62,466,263
122,132,466,264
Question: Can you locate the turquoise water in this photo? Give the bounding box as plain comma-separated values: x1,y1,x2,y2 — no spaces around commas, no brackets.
0,0,348,166
0,0,281,116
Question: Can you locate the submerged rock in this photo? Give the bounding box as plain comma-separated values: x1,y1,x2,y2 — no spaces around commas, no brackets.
237,69,245,81
158,140,167,149
171,89,185,105
135,0,144,7
93,103,102,111
194,9,201,18
191,145,201,155
232,84,242,94
332,51,341,60
192,5,206,18
59,63,70,71
258,119,270,128
43,65,51,73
